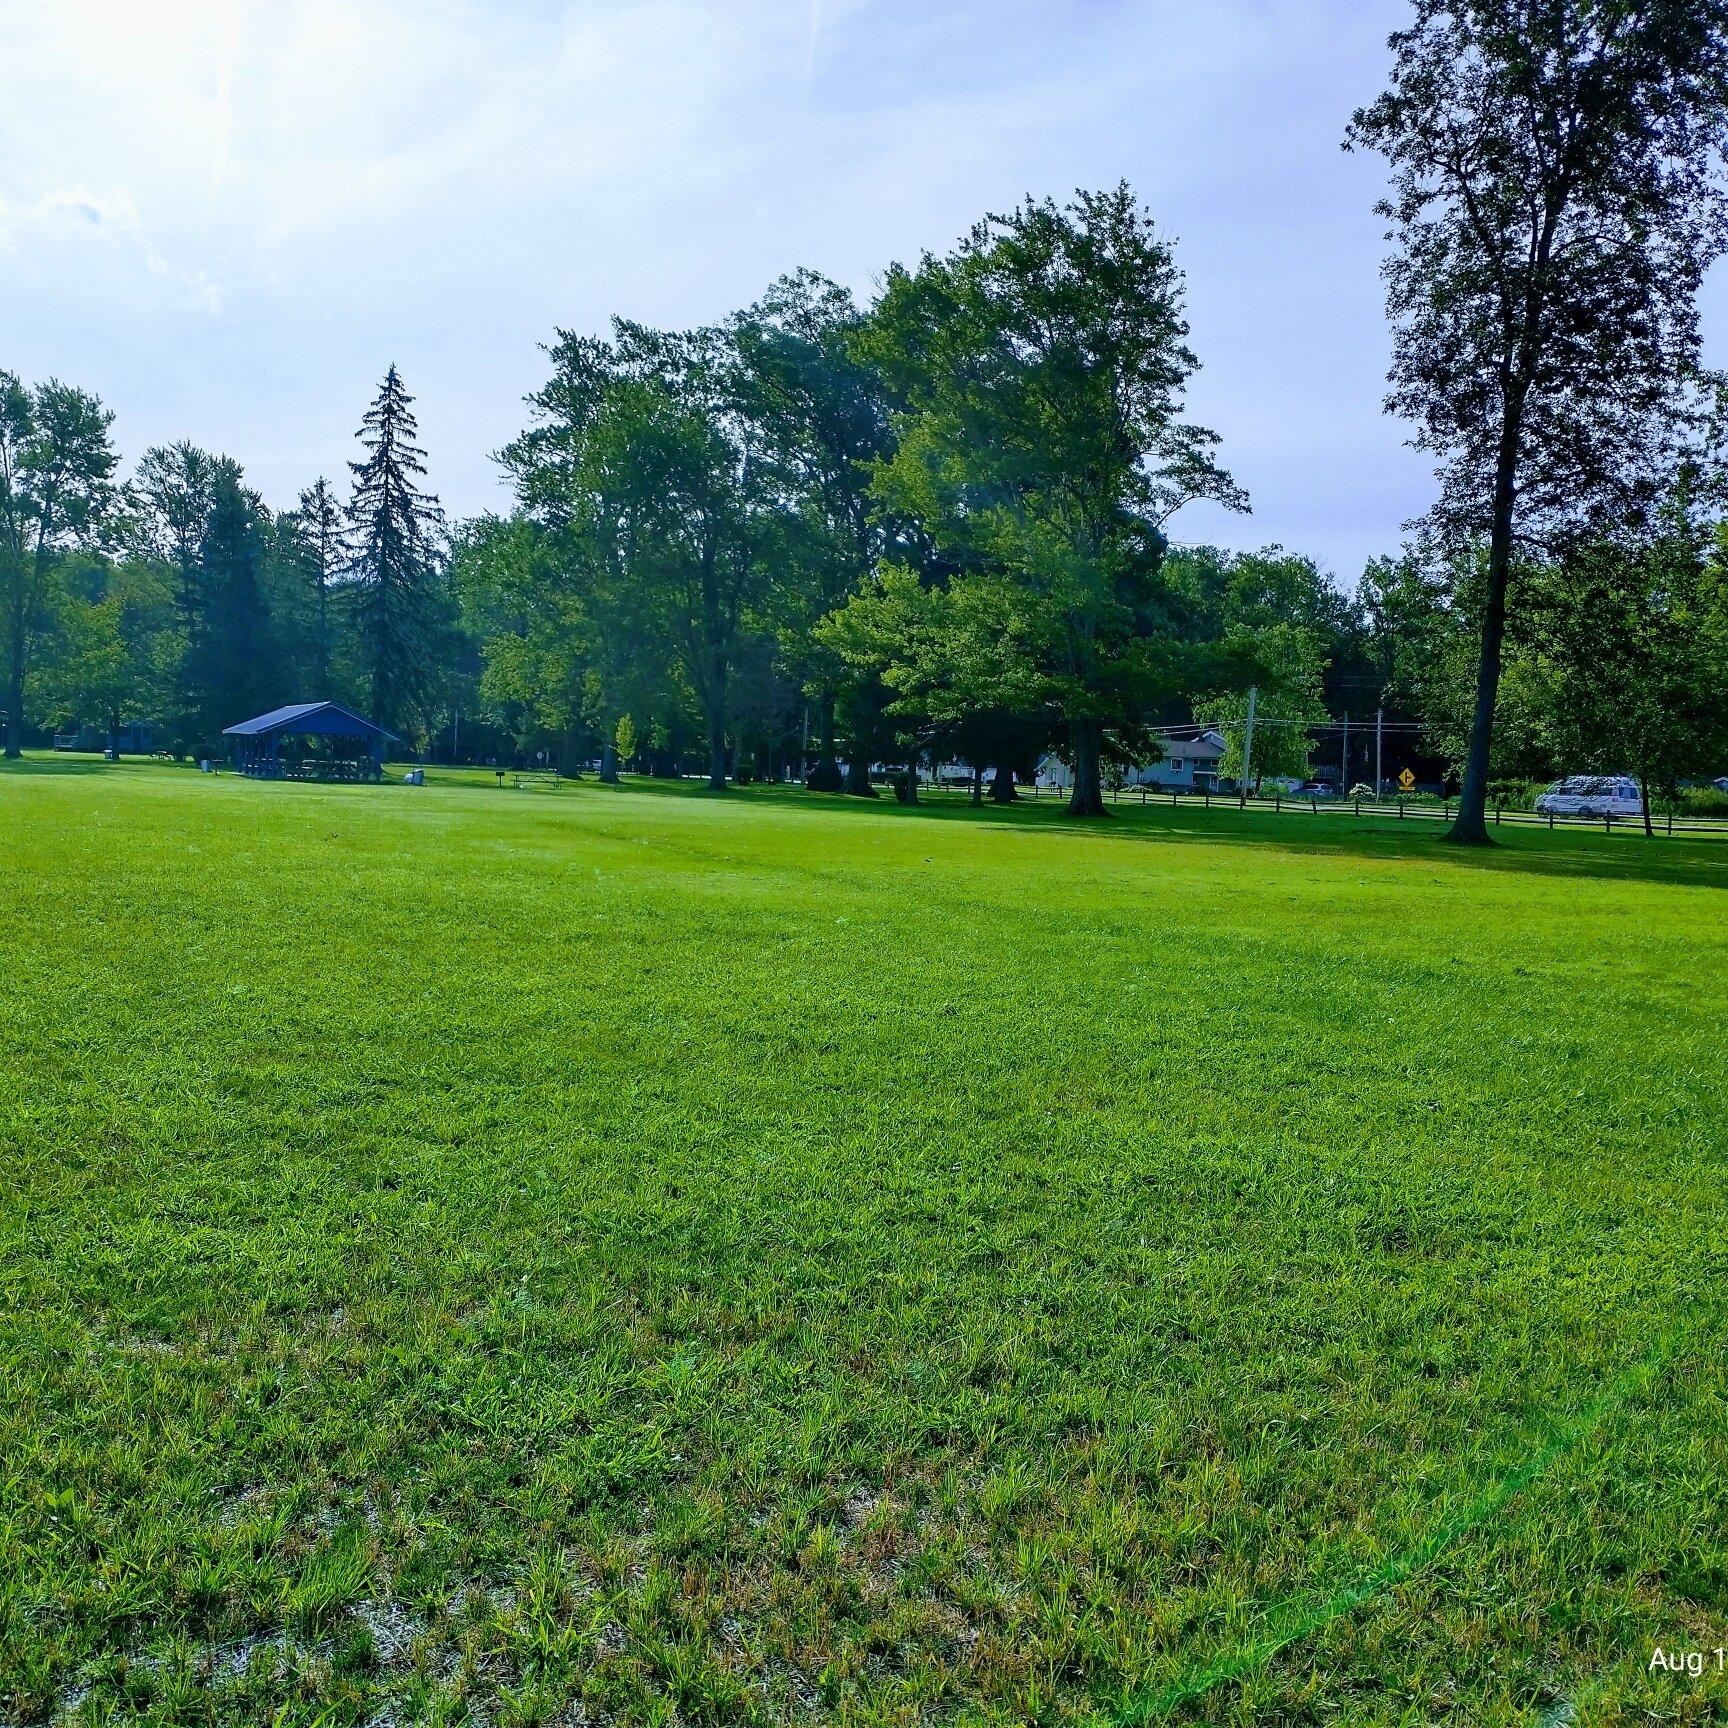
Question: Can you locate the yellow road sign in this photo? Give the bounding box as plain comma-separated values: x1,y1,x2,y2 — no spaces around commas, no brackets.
1398,768,1415,793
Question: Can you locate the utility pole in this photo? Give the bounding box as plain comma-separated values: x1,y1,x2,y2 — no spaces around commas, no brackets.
1341,710,1349,791
1242,685,1258,796
1375,707,1383,801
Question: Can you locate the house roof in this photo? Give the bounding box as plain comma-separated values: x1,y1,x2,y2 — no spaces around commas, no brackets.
222,701,399,741
1162,729,1225,761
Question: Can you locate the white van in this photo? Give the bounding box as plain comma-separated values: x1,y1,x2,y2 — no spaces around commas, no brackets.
1534,775,1643,818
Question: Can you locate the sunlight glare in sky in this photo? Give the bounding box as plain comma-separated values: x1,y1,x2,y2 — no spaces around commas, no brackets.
0,0,1480,577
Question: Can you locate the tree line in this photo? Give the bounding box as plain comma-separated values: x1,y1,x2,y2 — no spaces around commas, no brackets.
8,0,1728,831
2,364,447,763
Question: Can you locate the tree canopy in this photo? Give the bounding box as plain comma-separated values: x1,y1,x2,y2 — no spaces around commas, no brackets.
11,139,1728,814
1348,0,1728,839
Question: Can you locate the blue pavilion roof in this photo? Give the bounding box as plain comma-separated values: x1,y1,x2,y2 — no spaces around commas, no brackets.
222,701,398,741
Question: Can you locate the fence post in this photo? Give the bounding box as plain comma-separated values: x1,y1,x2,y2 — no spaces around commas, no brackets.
1549,811,1554,831
1605,813,1612,835
1398,799,1404,820
1275,792,1281,813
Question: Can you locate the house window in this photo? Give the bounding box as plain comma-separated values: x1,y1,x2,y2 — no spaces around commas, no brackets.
1169,758,1184,771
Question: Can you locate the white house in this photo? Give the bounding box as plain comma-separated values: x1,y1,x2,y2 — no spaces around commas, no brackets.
1035,730,1229,794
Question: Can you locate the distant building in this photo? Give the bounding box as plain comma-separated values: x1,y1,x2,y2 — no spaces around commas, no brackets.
1036,729,1229,795
222,701,398,781
1129,730,1227,792
53,721,158,754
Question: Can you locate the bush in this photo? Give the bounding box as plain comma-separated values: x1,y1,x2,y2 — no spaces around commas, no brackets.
1489,778,1543,812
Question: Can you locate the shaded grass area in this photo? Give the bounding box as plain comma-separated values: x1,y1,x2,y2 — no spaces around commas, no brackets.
2,760,1725,1725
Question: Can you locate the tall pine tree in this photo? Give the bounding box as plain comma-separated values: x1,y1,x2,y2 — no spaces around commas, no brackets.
347,367,443,737
186,458,275,745
134,441,219,754
292,476,347,695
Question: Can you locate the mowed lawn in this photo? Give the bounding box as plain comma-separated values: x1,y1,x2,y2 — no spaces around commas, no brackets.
3,762,1726,1728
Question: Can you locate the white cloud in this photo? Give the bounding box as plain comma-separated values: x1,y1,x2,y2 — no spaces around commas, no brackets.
0,0,1460,573
0,186,223,311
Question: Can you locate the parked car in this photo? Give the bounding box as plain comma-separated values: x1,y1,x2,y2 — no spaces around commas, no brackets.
1295,781,1337,798
1534,775,1643,818
1714,776,1728,794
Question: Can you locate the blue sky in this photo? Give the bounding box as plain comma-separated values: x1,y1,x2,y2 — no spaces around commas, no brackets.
1,0,1516,581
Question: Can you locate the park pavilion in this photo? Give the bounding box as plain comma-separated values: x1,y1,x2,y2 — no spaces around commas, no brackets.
222,702,398,782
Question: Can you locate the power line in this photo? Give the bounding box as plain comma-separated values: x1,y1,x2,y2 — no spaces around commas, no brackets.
1160,717,1428,732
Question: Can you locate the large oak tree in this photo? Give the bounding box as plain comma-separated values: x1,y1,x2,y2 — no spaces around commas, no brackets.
862,184,1245,816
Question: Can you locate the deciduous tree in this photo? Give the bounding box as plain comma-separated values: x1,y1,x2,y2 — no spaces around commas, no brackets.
1348,0,1728,841
1534,512,1728,832
1,373,118,756
863,185,1245,816
732,272,892,789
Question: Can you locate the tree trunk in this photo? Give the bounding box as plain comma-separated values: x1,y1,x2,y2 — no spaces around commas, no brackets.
599,740,619,785
700,529,728,793
1447,400,1525,845
807,688,842,791
4,613,24,759
970,766,983,805
1066,719,1107,817
1639,763,1654,838
891,743,919,801
843,753,877,797
707,703,727,792
989,765,1019,802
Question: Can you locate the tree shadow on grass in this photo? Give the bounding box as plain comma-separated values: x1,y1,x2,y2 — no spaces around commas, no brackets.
608,777,1728,894
1083,803,1728,893
1115,809,1728,893
0,754,167,780
296,769,1728,895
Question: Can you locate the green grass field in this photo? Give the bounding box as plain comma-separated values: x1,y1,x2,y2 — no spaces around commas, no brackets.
3,759,1726,1727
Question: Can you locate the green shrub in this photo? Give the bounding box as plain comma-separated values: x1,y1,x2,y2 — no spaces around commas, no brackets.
1680,786,1728,818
